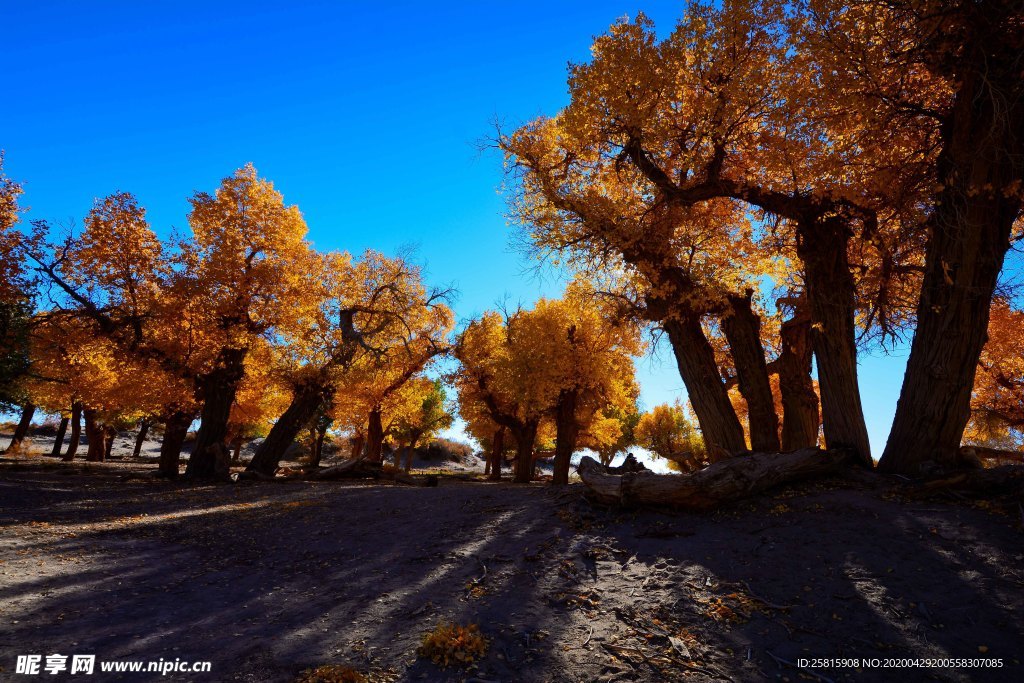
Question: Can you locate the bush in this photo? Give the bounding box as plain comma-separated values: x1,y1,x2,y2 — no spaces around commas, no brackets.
417,622,487,668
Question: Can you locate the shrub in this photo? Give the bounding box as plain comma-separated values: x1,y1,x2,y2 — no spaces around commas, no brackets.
417,622,487,668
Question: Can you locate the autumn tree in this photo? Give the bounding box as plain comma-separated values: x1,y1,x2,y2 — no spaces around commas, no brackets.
0,156,36,447
246,250,453,476
388,378,454,471
499,3,941,466
177,165,316,479
635,401,706,472
455,289,641,484
964,299,1024,451
513,288,642,484
795,1,1024,473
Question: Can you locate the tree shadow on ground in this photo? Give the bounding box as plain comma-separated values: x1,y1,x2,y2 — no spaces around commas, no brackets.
1,464,1022,682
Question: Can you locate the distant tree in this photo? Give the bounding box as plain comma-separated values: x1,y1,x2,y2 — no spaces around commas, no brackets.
635,402,706,472
964,299,1024,450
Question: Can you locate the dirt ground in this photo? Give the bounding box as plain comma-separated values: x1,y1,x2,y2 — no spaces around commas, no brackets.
1,447,1022,682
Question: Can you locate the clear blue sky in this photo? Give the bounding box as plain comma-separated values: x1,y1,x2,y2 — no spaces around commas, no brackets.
1,0,912,456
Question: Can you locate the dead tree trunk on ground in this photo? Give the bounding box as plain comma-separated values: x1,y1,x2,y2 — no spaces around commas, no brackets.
577,448,853,510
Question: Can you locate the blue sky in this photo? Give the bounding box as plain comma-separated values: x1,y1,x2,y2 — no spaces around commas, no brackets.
2,0,913,456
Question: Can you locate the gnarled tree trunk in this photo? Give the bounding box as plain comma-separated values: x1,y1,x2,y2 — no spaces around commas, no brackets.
512,421,538,484
50,416,69,457
158,410,192,478
797,216,871,465
366,408,385,463
776,306,820,451
721,292,780,452
663,316,747,457
248,382,333,476
62,402,83,461
84,408,106,462
577,448,853,510
4,402,36,454
880,10,1023,474
552,389,579,485
185,346,248,480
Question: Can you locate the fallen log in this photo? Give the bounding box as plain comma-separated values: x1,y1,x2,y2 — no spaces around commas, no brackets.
576,448,854,510
310,458,438,487
959,446,1024,466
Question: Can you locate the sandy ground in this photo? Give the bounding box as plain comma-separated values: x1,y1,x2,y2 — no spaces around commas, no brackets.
1,436,1023,683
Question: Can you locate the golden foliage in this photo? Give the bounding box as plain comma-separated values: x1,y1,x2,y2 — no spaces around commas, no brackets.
417,623,487,668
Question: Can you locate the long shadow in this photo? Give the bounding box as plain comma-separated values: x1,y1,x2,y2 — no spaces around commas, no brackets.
2,467,1021,682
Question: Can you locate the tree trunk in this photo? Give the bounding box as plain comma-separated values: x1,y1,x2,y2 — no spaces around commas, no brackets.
552,389,579,485
350,433,365,459
104,426,116,460
797,216,871,465
62,402,83,461
84,409,106,462
132,420,150,459
403,433,420,472
663,316,747,457
721,292,780,452
313,425,327,468
50,416,69,457
776,305,820,451
4,402,36,453
511,421,538,483
185,346,248,480
158,410,192,478
488,427,505,481
880,15,1023,474
231,440,242,464
577,448,853,510
247,382,332,476
365,407,385,463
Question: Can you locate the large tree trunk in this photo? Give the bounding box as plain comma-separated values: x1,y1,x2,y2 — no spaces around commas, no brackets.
248,382,332,476
512,421,538,484
158,410,192,478
663,316,747,457
50,416,69,457
880,10,1023,474
185,346,248,480
797,216,871,465
488,427,505,481
577,448,853,510
84,409,106,462
552,389,579,485
4,402,36,453
366,408,385,463
721,292,780,452
62,402,83,461
776,304,820,451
